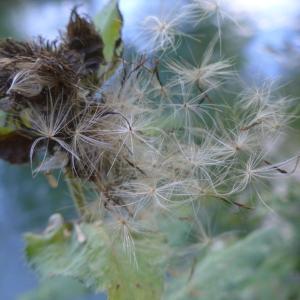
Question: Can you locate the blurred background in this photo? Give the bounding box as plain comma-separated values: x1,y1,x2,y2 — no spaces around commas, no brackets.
0,0,299,299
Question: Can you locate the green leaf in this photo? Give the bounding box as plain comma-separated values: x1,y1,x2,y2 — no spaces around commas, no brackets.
0,126,13,134
94,0,123,63
25,218,163,300
165,227,298,300
0,110,14,134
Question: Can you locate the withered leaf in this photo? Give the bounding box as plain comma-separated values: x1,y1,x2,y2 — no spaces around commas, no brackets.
0,131,33,164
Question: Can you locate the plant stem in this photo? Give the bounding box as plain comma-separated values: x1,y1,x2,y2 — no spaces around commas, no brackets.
64,168,88,219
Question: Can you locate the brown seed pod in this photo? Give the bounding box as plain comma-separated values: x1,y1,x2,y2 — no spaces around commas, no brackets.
64,8,104,74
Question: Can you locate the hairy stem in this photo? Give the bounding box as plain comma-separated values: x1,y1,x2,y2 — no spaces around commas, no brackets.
64,168,89,219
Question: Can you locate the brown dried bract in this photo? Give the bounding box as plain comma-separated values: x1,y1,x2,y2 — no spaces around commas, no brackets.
64,8,104,73
0,131,33,164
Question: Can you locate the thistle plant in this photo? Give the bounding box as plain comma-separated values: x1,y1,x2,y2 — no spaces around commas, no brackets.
0,1,298,300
